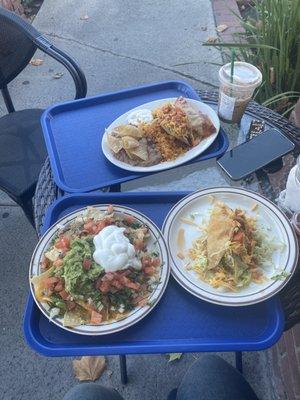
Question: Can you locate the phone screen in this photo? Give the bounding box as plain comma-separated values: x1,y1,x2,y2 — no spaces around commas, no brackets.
217,129,295,180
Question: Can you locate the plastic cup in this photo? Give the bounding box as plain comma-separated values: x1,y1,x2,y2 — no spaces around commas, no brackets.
218,61,262,124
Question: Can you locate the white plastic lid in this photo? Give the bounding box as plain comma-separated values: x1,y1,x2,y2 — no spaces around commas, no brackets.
219,61,262,88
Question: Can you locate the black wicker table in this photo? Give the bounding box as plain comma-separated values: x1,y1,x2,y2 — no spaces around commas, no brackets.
34,90,300,333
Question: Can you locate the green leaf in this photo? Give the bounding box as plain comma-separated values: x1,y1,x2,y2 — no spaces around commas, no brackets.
282,103,297,117
167,353,183,362
202,42,279,51
262,92,300,106
271,271,291,281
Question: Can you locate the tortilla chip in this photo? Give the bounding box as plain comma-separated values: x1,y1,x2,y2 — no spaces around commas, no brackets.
206,203,236,269
112,125,143,139
122,136,139,150
63,309,86,327
129,138,148,161
31,266,55,301
107,134,123,153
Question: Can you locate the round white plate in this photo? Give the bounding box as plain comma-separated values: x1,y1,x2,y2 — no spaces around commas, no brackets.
101,98,220,173
29,205,170,335
162,187,298,306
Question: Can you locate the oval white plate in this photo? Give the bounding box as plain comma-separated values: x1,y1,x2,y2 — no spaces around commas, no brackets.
101,98,220,173
29,205,170,335
162,187,298,306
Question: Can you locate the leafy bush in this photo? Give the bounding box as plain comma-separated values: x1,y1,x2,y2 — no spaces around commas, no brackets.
205,0,300,115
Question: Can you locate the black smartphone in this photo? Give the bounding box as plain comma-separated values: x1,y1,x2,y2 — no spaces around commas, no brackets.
217,129,295,180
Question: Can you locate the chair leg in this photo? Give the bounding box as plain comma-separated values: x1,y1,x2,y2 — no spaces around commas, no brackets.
235,351,243,374
119,355,128,384
20,196,35,228
19,185,36,229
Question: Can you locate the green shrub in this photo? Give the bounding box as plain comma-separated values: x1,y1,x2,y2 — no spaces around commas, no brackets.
205,0,300,115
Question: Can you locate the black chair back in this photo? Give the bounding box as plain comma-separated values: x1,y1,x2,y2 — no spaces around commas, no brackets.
0,9,37,88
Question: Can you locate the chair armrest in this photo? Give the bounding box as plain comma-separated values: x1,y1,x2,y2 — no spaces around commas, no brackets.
35,35,87,99
0,7,87,99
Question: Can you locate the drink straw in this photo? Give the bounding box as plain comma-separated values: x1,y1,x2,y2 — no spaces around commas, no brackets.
230,49,235,83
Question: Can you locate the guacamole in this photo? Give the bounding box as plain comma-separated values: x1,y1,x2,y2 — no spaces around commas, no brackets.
59,237,103,298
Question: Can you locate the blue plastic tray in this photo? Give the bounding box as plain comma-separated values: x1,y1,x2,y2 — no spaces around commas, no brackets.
41,81,229,193
23,192,284,357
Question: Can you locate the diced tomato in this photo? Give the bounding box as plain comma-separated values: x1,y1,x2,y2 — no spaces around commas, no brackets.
41,256,50,271
93,220,106,234
55,236,70,250
102,272,115,281
152,257,161,268
90,310,103,324
107,204,114,214
83,258,91,270
98,281,110,293
54,282,64,292
53,259,63,268
144,266,156,275
111,279,123,289
83,220,94,234
124,215,135,224
43,277,59,289
66,301,76,311
142,255,151,268
123,278,140,290
59,290,69,300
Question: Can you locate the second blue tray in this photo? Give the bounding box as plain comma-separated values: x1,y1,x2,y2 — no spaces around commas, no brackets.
24,192,283,357
41,80,229,193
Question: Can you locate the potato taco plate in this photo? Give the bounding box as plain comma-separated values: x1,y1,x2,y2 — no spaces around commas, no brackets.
102,97,220,173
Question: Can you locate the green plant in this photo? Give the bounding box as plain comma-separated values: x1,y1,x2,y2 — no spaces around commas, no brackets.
204,0,300,115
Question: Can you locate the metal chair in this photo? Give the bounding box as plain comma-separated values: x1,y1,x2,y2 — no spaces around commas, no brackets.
0,7,87,226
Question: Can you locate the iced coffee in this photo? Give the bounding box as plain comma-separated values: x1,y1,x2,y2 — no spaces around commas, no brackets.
218,62,262,124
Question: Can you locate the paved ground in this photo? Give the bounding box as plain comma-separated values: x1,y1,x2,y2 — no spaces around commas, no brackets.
0,1,281,399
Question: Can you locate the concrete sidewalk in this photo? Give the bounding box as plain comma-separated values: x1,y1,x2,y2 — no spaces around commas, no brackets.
0,1,278,399
1,0,221,113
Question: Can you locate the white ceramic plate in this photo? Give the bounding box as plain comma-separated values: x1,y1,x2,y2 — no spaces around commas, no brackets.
29,205,170,335
101,98,220,173
162,187,298,306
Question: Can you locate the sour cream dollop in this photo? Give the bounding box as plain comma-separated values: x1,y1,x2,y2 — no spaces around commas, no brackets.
127,109,153,126
93,225,142,272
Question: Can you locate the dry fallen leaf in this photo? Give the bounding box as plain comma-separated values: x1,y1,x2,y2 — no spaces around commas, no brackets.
206,36,218,44
30,58,43,66
167,353,183,363
80,14,89,20
53,72,64,79
216,24,228,33
73,356,106,381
